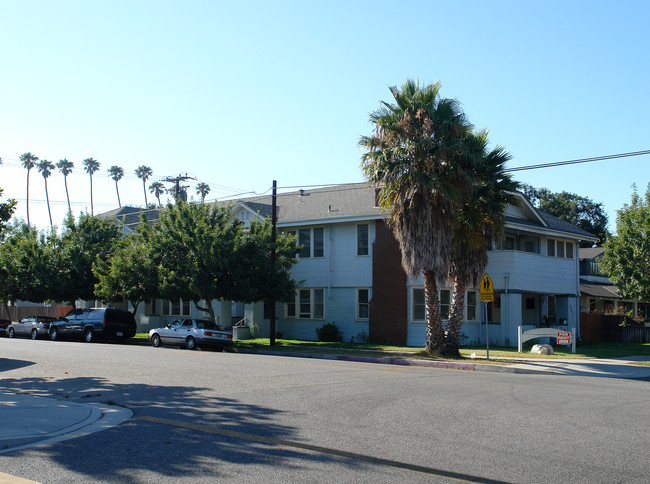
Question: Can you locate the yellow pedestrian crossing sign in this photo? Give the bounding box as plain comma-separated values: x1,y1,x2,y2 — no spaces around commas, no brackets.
480,273,494,302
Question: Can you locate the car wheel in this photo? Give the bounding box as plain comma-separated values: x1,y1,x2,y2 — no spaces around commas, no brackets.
7,327,15,338
186,336,196,350
31,329,38,340
49,327,58,341
151,334,161,348
84,328,94,343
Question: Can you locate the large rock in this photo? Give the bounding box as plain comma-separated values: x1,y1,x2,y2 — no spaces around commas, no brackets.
531,344,554,355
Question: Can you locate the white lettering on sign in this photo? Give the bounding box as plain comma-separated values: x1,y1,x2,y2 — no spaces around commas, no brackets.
557,331,571,345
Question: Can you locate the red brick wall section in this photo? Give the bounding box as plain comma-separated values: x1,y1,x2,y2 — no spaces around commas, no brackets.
369,220,408,345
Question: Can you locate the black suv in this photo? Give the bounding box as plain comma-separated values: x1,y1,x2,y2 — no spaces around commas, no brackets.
49,308,137,343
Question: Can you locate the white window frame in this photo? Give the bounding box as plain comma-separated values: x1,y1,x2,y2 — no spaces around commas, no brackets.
356,223,369,256
289,227,325,259
161,299,191,316
411,288,452,322
466,290,478,322
356,288,370,320
285,288,325,320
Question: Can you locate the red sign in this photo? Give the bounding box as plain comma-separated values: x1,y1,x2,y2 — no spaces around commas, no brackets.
557,331,571,345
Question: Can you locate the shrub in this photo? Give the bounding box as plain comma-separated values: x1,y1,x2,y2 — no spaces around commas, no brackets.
316,322,343,342
250,323,263,339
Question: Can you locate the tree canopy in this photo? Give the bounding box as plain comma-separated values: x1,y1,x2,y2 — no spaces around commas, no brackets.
521,184,608,245
600,183,650,303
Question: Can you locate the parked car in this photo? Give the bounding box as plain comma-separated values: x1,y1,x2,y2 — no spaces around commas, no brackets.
49,308,137,343
148,319,234,350
0,318,12,336
7,315,57,339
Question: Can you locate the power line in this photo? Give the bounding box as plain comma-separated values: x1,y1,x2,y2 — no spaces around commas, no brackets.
504,150,650,173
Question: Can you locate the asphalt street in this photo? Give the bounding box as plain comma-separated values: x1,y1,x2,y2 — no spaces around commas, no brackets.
1,338,649,483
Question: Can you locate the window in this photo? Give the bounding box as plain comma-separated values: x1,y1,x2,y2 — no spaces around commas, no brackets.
294,227,324,258
466,291,477,321
565,242,574,259
547,239,555,257
504,236,515,250
357,224,369,256
298,229,311,258
440,289,451,320
557,240,565,258
161,299,191,316
357,288,370,320
413,289,426,321
286,289,325,319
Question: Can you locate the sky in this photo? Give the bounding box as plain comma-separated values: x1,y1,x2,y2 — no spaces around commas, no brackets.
1,0,649,233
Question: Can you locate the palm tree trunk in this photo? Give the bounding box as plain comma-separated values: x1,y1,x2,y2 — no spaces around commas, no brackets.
45,180,53,226
115,181,121,208
445,275,465,357
26,170,31,226
64,176,71,213
142,182,148,207
156,195,161,207
423,270,445,352
90,175,94,215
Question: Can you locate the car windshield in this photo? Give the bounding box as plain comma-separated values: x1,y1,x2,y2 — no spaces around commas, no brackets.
195,320,218,330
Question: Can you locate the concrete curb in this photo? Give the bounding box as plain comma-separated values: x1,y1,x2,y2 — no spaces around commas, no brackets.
0,394,133,454
234,348,556,375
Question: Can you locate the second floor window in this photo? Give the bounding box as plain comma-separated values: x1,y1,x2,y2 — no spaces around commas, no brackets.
357,224,369,256
290,227,324,258
161,299,191,316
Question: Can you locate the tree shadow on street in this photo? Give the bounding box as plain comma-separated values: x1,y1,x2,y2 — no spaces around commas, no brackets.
0,376,365,481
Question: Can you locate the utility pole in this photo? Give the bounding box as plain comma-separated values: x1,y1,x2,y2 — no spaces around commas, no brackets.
269,180,277,346
162,173,195,202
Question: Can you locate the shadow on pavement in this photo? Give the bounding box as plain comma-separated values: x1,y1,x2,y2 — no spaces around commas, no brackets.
0,376,365,481
0,358,35,372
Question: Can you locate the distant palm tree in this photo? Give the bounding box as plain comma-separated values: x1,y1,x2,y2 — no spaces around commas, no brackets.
56,159,74,213
149,181,165,207
108,165,124,208
37,160,55,226
134,165,153,206
83,158,101,215
19,152,39,225
196,182,211,203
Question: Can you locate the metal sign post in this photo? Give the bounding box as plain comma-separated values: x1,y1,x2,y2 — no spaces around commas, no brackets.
480,273,494,361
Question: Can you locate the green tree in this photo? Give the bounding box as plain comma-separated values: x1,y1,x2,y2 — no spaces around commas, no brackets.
521,184,608,245
56,159,74,214
360,80,473,353
445,133,519,355
94,215,159,314
19,152,39,226
149,181,165,207
151,201,297,322
53,213,121,306
82,158,101,215
108,165,124,208
600,184,650,303
0,188,17,237
37,160,55,226
0,223,52,317
135,165,153,206
196,182,211,203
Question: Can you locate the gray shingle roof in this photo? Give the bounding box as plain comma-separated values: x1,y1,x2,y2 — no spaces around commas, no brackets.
96,206,160,230
580,280,621,299
579,246,605,260
537,210,598,239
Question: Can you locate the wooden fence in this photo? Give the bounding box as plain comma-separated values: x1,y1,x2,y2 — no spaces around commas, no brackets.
580,313,650,343
0,305,72,322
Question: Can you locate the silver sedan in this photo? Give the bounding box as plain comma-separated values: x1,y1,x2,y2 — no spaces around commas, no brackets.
148,319,234,350
7,315,57,340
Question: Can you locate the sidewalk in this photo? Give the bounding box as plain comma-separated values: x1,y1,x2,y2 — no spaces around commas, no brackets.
0,393,132,455
1,354,649,455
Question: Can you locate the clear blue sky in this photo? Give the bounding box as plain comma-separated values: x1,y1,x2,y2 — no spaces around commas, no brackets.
1,0,649,232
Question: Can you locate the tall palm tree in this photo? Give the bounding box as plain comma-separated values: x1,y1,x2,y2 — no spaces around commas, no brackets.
196,182,210,203
19,152,39,225
444,132,519,356
135,165,153,206
149,181,165,207
82,158,101,215
37,160,55,226
360,80,473,353
56,159,74,214
108,165,124,208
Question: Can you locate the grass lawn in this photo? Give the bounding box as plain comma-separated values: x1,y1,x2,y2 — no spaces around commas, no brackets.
132,333,650,361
